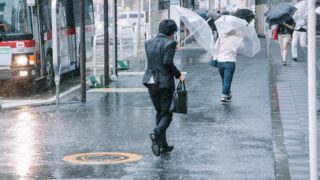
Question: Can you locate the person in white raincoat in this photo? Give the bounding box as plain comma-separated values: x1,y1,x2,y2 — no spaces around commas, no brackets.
212,13,260,105
213,29,244,104
292,0,307,62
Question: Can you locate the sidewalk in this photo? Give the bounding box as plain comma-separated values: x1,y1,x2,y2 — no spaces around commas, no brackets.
268,38,320,180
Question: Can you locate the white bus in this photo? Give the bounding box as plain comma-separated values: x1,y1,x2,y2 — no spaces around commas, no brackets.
0,0,95,88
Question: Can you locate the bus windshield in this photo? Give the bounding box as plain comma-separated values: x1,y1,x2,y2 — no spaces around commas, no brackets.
0,0,32,34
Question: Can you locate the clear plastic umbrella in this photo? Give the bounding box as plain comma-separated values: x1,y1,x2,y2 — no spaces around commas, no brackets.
173,6,214,57
214,15,261,57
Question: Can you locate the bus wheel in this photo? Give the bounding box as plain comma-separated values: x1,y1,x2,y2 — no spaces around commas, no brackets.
45,54,55,89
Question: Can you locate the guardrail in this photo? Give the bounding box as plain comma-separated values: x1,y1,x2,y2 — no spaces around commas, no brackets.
92,33,104,76
92,24,146,76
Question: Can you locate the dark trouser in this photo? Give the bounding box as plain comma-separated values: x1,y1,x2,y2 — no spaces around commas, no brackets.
147,84,174,147
217,62,236,97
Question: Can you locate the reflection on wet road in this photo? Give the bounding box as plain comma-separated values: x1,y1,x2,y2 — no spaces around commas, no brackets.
0,42,275,179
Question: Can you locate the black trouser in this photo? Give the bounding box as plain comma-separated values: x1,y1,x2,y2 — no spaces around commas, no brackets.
148,84,174,147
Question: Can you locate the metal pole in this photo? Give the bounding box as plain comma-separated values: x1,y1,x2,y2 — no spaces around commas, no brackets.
51,0,60,106
93,35,97,76
104,0,110,85
168,2,171,18
308,0,318,179
80,0,86,102
119,26,123,59
138,0,141,55
113,0,118,78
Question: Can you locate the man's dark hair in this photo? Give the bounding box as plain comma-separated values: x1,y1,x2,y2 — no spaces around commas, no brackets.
158,19,177,36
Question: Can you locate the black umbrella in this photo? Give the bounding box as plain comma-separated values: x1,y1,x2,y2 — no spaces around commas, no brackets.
264,3,297,25
207,11,220,31
233,9,254,23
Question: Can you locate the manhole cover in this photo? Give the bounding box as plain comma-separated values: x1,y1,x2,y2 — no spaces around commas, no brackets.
63,152,142,165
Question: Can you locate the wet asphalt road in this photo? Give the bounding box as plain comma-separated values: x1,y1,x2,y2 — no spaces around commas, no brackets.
0,40,275,179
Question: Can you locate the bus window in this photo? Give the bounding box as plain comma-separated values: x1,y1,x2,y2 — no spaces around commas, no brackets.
39,0,52,32
0,0,32,34
58,1,67,28
73,0,94,26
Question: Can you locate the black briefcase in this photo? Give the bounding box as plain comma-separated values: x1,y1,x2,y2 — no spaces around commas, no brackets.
171,81,188,114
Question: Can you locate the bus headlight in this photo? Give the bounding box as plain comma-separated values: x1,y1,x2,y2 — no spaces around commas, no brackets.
14,55,28,66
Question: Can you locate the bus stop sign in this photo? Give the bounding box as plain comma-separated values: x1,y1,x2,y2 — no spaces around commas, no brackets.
27,0,35,6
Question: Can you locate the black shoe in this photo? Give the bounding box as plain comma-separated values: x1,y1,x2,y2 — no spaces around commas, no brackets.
281,61,287,66
292,58,297,62
160,145,174,154
150,131,160,156
226,94,232,101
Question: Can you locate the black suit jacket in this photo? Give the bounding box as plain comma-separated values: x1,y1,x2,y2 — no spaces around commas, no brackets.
142,34,181,89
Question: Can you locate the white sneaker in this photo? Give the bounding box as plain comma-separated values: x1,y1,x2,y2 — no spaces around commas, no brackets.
221,97,231,105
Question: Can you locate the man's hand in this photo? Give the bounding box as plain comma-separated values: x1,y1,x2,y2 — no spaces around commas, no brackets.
179,74,186,82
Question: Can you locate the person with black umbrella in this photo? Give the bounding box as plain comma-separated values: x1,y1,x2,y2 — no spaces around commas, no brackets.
276,18,295,65
264,3,296,65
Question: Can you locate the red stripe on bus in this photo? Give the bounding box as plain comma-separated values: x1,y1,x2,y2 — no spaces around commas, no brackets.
43,25,94,42
44,27,76,41
0,40,35,48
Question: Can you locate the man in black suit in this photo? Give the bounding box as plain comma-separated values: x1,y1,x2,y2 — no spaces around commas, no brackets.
142,19,185,156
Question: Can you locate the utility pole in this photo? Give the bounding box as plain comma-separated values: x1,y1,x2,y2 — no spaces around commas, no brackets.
80,0,86,102
104,0,110,85
307,0,318,179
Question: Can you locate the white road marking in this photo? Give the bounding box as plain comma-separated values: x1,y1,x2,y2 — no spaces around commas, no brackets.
1,71,187,109
88,87,147,93
2,84,82,109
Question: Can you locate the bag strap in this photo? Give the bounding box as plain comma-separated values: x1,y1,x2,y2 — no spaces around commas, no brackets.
177,81,186,91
